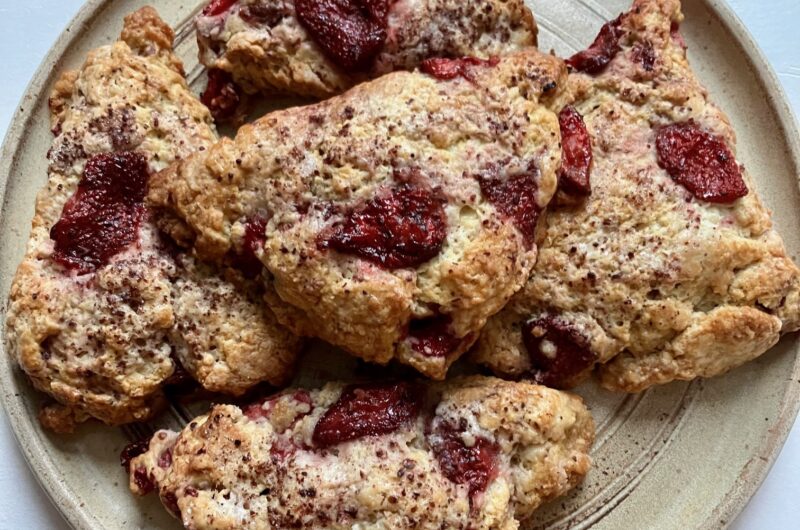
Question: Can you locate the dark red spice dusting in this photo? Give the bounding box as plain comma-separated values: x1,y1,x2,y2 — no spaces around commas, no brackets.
295,0,394,71
407,315,460,357
231,215,269,278
50,152,149,273
420,56,500,81
655,121,747,203
557,106,592,196
120,439,150,470
430,419,498,501
522,316,596,389
477,169,540,246
201,68,242,123
312,381,422,447
566,15,624,74
317,184,447,269
202,0,237,16
631,41,656,71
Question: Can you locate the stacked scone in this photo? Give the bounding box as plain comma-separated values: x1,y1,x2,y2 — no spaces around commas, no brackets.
4,0,799,528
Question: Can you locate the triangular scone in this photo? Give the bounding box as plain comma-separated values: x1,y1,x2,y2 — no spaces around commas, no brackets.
5,8,300,432
194,0,537,119
128,376,593,529
148,50,568,380
473,0,800,391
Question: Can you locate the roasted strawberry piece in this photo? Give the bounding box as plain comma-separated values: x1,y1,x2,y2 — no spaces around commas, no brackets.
523,316,596,388
201,68,242,123
202,0,238,17
312,381,422,447
295,0,394,71
566,15,624,74
230,215,268,277
50,152,149,273
656,120,747,203
477,170,540,246
558,106,593,195
120,439,151,471
430,419,498,501
407,315,461,357
317,184,447,269
421,56,499,81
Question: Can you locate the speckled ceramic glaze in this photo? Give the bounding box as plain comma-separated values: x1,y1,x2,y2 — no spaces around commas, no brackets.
1,1,798,529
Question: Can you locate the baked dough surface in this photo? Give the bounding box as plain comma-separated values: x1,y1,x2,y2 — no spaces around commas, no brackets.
196,0,538,98
130,376,593,529
149,50,568,379
5,8,300,431
474,0,800,392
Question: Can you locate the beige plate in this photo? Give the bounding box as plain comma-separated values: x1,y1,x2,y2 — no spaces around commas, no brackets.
1,0,799,528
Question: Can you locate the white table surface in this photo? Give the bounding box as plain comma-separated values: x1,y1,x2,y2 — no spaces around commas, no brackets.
0,1,798,528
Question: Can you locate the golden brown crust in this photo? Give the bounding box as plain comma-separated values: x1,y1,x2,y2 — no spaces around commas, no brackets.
149,50,568,379
5,8,301,429
196,0,538,98
130,376,593,529
474,0,800,392
170,257,301,392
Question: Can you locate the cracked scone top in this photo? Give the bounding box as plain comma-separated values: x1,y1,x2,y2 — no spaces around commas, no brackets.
4,8,300,431
194,0,537,119
128,376,593,529
474,0,800,391
149,50,568,379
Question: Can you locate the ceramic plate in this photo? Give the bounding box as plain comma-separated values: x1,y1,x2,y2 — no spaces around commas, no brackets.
1,0,799,528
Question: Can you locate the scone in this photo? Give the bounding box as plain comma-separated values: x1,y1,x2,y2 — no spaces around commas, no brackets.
127,376,593,529
195,0,538,120
4,8,300,432
473,0,800,391
148,50,568,379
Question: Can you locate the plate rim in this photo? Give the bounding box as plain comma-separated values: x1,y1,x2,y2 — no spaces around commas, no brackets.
0,1,798,529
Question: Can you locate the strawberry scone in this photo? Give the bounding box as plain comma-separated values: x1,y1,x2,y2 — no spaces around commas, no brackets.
127,376,593,529
4,8,300,432
195,0,538,120
474,0,800,391
149,50,568,379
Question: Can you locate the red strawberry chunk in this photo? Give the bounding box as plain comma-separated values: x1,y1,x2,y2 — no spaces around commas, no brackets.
317,184,447,269
312,382,422,447
407,315,461,357
421,56,499,81
566,15,624,74
477,169,540,247
522,316,596,388
202,0,238,17
558,106,592,196
430,420,498,501
50,152,149,273
295,0,395,71
656,121,747,203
